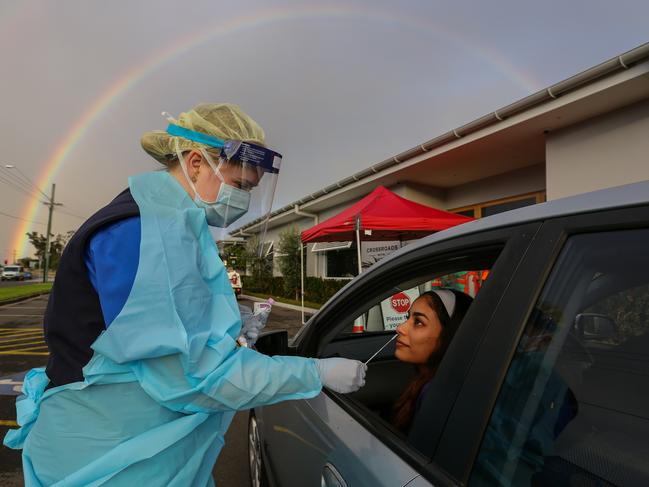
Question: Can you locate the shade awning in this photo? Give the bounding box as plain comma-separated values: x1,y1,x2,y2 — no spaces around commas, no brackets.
301,186,473,243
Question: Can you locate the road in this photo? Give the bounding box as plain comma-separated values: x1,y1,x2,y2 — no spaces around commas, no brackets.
0,279,41,288
0,294,309,486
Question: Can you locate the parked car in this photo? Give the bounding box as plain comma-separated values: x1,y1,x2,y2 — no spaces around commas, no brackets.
23,270,33,280
250,180,649,487
1,265,25,281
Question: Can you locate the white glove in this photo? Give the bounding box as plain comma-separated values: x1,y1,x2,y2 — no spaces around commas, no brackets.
241,315,264,346
238,305,266,347
314,358,367,394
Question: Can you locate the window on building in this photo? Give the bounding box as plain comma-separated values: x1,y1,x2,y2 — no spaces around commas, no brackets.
450,191,545,219
481,197,537,217
311,242,352,252
456,209,475,218
325,247,358,279
263,241,274,258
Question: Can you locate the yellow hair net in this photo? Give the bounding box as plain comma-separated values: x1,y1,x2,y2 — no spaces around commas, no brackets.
141,103,266,165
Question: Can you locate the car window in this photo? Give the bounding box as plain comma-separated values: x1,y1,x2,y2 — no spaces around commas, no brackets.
320,259,494,459
471,228,649,487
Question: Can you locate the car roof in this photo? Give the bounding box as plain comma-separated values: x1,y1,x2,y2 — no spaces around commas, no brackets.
380,179,649,266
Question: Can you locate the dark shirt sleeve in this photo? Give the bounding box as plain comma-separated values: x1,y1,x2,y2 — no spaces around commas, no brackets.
84,216,141,327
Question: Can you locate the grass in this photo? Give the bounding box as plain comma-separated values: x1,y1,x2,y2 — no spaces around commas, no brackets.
244,291,322,310
0,284,323,308
0,283,53,303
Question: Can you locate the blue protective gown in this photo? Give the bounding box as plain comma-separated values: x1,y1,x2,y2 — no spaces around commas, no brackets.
4,171,322,486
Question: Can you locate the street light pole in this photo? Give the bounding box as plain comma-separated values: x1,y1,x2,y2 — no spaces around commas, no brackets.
43,183,58,283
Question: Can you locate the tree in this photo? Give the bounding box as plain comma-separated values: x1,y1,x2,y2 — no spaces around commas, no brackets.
223,243,247,272
277,226,302,299
26,231,71,270
245,235,272,281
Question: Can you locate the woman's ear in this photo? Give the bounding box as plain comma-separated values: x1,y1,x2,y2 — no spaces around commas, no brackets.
186,150,203,170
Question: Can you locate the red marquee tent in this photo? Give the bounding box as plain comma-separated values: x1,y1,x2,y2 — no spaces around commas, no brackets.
301,185,473,243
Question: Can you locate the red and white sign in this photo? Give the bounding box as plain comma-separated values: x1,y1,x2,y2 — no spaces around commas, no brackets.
390,292,411,313
380,287,420,331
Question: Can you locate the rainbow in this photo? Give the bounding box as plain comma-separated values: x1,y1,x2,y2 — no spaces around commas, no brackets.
11,4,541,257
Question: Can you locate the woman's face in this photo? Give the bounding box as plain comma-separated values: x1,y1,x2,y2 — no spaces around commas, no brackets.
395,296,443,365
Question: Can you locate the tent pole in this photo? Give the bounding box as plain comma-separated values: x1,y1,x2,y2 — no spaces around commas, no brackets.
300,241,305,325
356,216,363,275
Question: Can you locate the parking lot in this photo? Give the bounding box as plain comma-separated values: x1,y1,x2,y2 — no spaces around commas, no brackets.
0,295,49,486
0,294,310,486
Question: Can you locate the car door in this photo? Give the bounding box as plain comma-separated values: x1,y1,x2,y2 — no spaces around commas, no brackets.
433,203,649,486
256,222,541,487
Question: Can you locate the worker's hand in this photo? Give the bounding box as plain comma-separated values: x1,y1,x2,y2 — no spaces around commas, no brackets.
241,316,264,346
314,358,367,394
238,305,265,347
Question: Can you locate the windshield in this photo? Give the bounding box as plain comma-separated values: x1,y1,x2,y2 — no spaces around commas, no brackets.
4,266,19,272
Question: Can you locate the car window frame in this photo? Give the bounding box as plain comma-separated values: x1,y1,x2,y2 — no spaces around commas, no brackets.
434,203,649,484
294,222,542,486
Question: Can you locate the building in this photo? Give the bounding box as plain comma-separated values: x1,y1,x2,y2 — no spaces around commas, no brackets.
232,42,649,279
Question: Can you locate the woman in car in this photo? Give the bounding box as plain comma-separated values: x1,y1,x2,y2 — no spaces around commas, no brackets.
392,289,473,432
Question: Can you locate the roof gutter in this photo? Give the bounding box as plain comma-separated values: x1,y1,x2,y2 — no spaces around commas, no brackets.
232,42,649,234
294,205,319,225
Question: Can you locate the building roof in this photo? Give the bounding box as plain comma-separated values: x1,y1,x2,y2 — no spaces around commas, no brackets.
233,42,649,236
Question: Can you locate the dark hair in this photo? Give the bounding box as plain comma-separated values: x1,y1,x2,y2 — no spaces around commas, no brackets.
392,289,472,432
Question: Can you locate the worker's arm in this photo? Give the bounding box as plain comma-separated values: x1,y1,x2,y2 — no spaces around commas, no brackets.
84,217,141,327
129,341,324,413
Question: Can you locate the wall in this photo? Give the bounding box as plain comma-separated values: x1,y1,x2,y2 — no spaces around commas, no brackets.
390,183,446,207
264,215,318,277
546,98,649,200
445,164,545,210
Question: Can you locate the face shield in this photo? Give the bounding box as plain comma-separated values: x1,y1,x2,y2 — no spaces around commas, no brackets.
167,124,282,252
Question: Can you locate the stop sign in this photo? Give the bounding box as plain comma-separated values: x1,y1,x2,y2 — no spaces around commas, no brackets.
390,292,411,313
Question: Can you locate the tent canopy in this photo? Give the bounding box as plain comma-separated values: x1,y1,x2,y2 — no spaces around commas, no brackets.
301,186,473,243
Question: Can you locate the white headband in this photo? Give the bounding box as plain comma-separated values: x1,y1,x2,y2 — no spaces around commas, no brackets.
430,289,456,318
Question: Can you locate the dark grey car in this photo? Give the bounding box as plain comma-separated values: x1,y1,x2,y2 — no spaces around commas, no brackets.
251,180,649,487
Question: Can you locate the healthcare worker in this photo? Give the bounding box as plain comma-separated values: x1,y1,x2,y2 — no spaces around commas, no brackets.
4,103,367,486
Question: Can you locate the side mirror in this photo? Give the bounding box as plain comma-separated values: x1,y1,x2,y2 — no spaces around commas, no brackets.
254,329,288,356
575,313,616,339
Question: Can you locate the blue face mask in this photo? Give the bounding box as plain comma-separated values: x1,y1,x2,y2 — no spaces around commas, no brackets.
178,149,251,228
199,182,250,227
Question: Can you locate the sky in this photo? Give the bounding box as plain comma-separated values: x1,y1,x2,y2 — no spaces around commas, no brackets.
1,0,648,262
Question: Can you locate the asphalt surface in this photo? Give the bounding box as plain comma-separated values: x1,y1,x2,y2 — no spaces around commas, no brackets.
0,293,309,486
0,278,41,288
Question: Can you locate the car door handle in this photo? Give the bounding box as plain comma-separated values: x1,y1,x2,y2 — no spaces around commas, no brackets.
321,463,348,487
